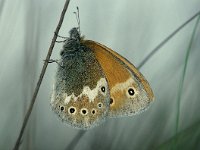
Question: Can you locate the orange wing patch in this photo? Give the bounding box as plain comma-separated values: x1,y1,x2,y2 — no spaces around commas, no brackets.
83,40,154,117
86,40,154,101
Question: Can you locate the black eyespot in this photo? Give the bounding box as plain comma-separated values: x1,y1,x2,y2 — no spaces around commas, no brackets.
70,108,75,113
91,109,96,114
68,107,76,114
80,108,88,115
110,98,114,105
82,109,87,114
101,86,105,92
97,102,103,108
60,106,65,111
128,88,135,96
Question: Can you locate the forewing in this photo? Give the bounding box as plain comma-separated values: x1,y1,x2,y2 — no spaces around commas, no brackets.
84,40,154,117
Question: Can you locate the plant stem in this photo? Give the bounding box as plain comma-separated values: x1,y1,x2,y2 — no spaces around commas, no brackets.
137,10,200,69
173,14,200,149
13,0,71,149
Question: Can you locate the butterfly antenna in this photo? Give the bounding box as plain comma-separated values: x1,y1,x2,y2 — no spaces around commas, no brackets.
73,7,81,33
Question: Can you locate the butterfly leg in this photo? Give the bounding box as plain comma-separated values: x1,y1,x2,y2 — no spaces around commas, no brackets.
46,59,59,63
56,40,67,43
54,32,68,43
44,59,64,68
57,35,68,39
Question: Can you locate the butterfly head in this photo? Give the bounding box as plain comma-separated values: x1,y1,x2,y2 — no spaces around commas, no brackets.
60,27,85,58
69,27,81,41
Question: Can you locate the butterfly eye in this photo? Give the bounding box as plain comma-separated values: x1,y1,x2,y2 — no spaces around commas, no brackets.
128,88,135,96
68,106,76,114
80,108,88,115
97,102,103,108
101,86,106,93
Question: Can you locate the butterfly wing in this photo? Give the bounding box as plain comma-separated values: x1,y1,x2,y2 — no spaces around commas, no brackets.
83,40,154,117
51,39,110,129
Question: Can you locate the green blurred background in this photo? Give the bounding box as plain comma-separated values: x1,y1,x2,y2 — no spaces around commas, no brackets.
0,0,200,149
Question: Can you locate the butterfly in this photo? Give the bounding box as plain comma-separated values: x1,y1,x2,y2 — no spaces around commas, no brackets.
50,27,154,129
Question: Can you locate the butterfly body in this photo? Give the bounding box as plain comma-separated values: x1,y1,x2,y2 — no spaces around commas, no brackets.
51,28,154,129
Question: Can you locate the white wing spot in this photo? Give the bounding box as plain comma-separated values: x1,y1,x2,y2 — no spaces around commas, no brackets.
111,78,138,97
64,78,107,104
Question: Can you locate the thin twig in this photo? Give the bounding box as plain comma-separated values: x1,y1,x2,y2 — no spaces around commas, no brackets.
137,10,200,69
13,0,71,149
